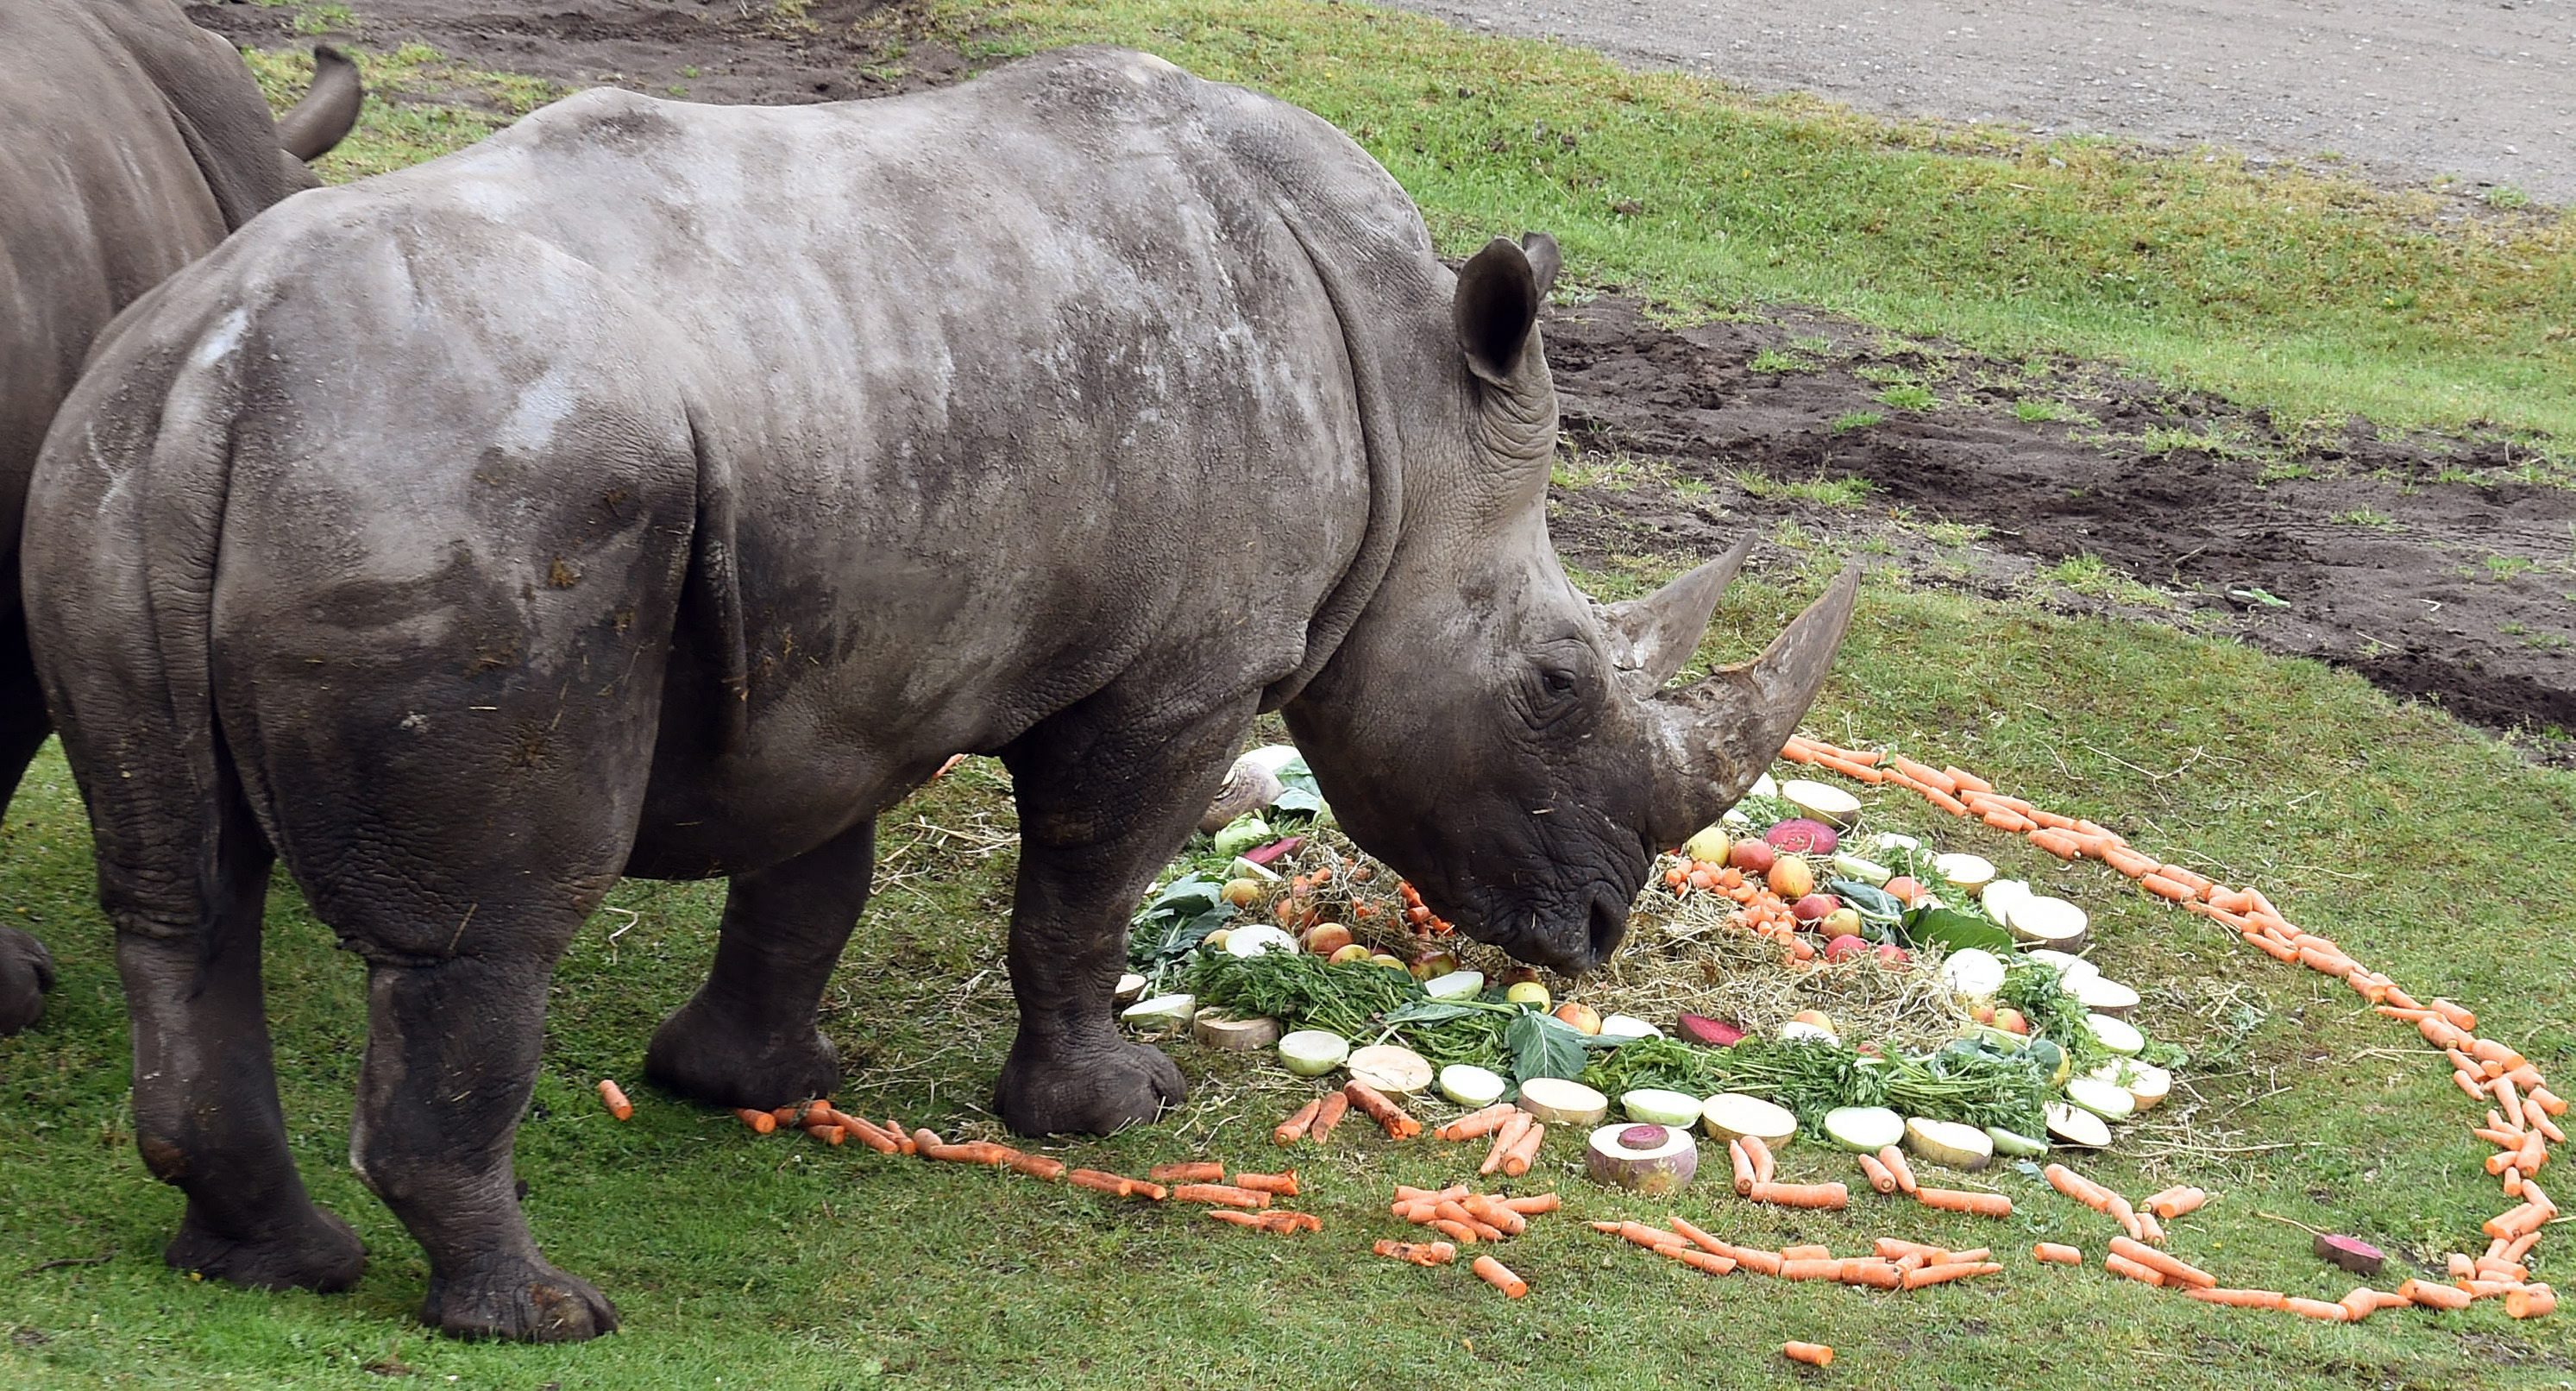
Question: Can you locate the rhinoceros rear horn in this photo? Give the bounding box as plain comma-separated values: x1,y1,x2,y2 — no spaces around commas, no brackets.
1602,535,1755,689
1649,562,1863,836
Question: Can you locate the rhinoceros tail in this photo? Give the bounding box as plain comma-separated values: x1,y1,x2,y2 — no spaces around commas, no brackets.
682,404,751,751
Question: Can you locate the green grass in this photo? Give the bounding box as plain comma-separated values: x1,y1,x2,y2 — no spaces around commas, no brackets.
2013,397,2098,425
1731,471,1873,507
2033,553,2174,610
1828,410,1885,434
1745,346,1816,374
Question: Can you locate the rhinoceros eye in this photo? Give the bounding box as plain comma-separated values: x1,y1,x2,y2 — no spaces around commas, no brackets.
1540,666,1579,697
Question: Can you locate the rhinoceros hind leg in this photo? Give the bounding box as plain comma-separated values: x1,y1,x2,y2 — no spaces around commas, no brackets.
644,820,876,1110
989,690,1256,1136
419,1248,619,1344
165,1202,365,1293
0,619,57,1037
0,926,54,1036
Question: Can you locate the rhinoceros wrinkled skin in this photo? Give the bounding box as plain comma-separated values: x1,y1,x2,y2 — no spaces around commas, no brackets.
24,47,1855,1339
0,0,361,1037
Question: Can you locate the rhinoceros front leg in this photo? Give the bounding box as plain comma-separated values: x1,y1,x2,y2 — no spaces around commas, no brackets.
644,820,873,1109
0,619,60,1036
992,694,1254,1136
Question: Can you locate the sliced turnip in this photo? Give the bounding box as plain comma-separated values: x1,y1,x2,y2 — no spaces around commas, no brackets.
1227,855,1283,884
1277,1029,1349,1078
1781,778,1863,828
1980,878,2033,918
2085,1012,2146,1056
1439,1063,1507,1108
1751,772,1779,799
1831,852,1893,886
1903,1117,1995,1170
1940,947,2007,1001
1778,1019,1838,1045
1598,1014,1661,1042
1122,993,1197,1033
2090,1061,2171,1111
1423,969,1486,1001
1700,1092,1799,1147
1870,832,1921,856
1984,1125,2050,1159
1824,1105,1906,1153
1587,1123,1700,1196
1623,1089,1706,1127
1113,972,1148,1006
2005,896,2089,948
1348,1043,1433,1095
1191,1010,1283,1050
1517,1076,1610,1126
1222,923,1300,957
2045,1102,2111,1149
2064,1075,2137,1122
2022,949,2097,985
1933,853,1995,893
2072,975,2141,1015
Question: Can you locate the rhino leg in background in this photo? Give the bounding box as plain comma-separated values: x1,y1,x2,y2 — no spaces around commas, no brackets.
0,618,58,1035
644,820,873,1109
120,793,364,1292
992,691,1254,1136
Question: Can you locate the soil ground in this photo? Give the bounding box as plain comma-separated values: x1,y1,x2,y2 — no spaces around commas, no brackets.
193,0,2576,757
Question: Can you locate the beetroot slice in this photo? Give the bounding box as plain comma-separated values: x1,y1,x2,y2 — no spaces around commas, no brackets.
1241,837,1304,866
2313,1232,2384,1275
1678,1013,1746,1048
1618,1124,1669,1149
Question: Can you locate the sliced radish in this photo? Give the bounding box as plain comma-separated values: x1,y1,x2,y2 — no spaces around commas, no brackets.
1587,1123,1700,1195
1700,1092,1798,1147
1933,853,1995,893
1277,1029,1349,1078
1348,1043,1433,1095
1903,1117,1995,1170
1439,1063,1507,1108
1782,778,1863,827
1191,1010,1281,1050
1121,993,1196,1032
2045,1103,2111,1148
2091,1061,2171,1111
1985,1125,2050,1159
2005,896,2089,947
1940,947,2007,1000
1222,923,1300,957
1598,1014,1661,1042
1423,969,1486,1001
1517,1076,1610,1127
2072,975,2140,1015
1831,853,1893,886
1778,1019,1838,1045
1622,1088,1706,1127
2022,949,2098,985
2085,1013,2146,1056
1823,1105,1906,1153
2064,1075,2137,1122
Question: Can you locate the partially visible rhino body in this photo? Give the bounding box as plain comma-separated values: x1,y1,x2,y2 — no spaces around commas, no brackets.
0,0,361,1034
25,48,1853,1340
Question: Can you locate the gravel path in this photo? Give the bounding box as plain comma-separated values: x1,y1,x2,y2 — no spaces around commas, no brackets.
1389,0,2573,204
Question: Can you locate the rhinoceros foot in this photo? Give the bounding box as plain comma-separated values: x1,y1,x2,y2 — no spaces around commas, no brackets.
421,1249,619,1343
0,926,55,1035
165,1202,364,1293
643,992,842,1111
994,1035,1185,1137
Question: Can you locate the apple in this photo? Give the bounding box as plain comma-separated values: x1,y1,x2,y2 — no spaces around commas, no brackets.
1790,1009,1834,1030
1993,1007,2031,1036
1823,907,1863,935
1766,856,1815,900
1728,840,1777,875
1683,824,1731,865
1303,922,1354,955
1329,943,1374,965
1497,965,1542,987
1408,948,1461,981
1553,1002,1603,1035
1970,1002,1997,1024
1792,892,1839,922
1221,878,1264,909
1882,875,1925,906
1875,942,1910,967
1505,981,1552,1009
1367,954,1408,972
1825,934,1869,962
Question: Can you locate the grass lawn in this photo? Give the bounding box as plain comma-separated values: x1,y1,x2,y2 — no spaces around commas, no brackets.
4,4,2573,1388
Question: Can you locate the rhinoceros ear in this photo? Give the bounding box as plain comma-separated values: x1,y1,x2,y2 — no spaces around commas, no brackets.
1454,236,1548,383
1520,231,1561,299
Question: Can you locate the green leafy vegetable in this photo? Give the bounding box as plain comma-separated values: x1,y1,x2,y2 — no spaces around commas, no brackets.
1269,755,1327,821
1127,872,1237,991
1997,962,2109,1068
1901,905,2016,954
1506,1011,1593,1086
1585,1034,2047,1133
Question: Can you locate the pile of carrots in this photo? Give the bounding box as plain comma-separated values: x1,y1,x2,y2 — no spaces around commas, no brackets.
1593,1216,2004,1293
1378,1183,1554,1297
1277,1081,1422,1145
1658,857,1817,960
1785,732,2558,1323
1436,1101,1550,1176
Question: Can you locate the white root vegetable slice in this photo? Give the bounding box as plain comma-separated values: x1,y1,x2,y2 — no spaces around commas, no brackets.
1122,993,1197,1032
1700,1092,1799,1147
1902,1117,1995,1170
2063,1075,2137,1122
1222,923,1300,958
1831,853,1893,886
1778,1020,1838,1045
1517,1077,1610,1127
1423,969,1486,1001
1113,972,1148,1006
2085,1012,2146,1056
2090,1061,2172,1111
2022,949,2098,985
2072,975,2141,1015
2005,896,2089,948
1439,1064,1507,1108
1235,745,1304,777
1750,773,1780,799
1277,1029,1349,1078
1782,778,1863,828
1623,1088,1706,1127
1347,1043,1434,1095
1598,1014,1662,1042
1934,853,1995,893
1191,1010,1282,1051
1940,947,2007,1001
2045,1103,2112,1149
1980,879,2033,918
1985,1125,2050,1159
1824,1105,1906,1153
1870,832,1922,855
1587,1123,1700,1196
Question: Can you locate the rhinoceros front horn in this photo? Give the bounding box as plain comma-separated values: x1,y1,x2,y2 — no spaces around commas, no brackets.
1647,562,1863,841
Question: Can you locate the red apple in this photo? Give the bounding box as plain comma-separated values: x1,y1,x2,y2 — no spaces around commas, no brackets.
1792,893,1840,923
1727,840,1776,875
1993,1007,2031,1036
1874,942,1910,967
1303,922,1354,956
1883,875,1925,906
1825,934,1869,962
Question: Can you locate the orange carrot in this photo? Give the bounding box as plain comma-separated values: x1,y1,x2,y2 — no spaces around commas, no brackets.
1942,765,1992,793
2504,1230,2543,1262
1875,1238,1946,1262
1067,1168,1164,1201
1923,786,1972,817
1208,1209,1318,1235
1733,1247,1786,1277
1782,1342,1834,1368
1878,1145,1919,1196
1667,1245,1738,1277
2506,1285,2557,1319
1599,1220,1676,1250
2188,1287,2285,1310
1472,1255,1527,1298
2533,1086,2569,1117
1982,809,2035,834
2153,865,2215,896
1779,1258,1840,1282
1501,1193,1561,1215
1394,1184,1469,1203
1307,1091,1349,1142
595,1079,634,1121
2400,1278,2472,1310
1749,1180,1849,1210
2136,1212,2166,1247
1744,1135,1777,1185
2111,1236,2214,1288
2103,1193,2146,1242
1461,1195,1525,1236
1171,1183,1271,1210
734,1107,777,1135
1480,1111,1532,1176
1437,1104,1521,1142
1838,1259,1903,1289
2028,828,2083,859
1272,1098,1323,1146
2429,998,2478,1030
1779,1243,1831,1262
1003,1150,1066,1181
2535,1110,2568,1146
1235,1169,1299,1198
1857,1153,1899,1194
2459,1279,2524,1299
2033,1243,2083,1266
2282,1296,2348,1321
1814,754,1885,784
1373,1239,1457,1267
1429,1218,1481,1245
2102,1252,2164,1287
1916,1187,2013,1219
909,1127,947,1155
1670,1217,1732,1256
882,1116,916,1156
1888,755,1956,793
1500,1119,1547,1178
926,1141,1015,1164
1150,1161,1225,1183
1730,1138,1756,1195
2045,1163,2111,1210
1904,1261,2001,1290
805,1124,845,1145
2137,873,2194,903
2205,886,2255,915
2102,846,2159,878
2146,1186,2207,1220
1345,1081,1423,1141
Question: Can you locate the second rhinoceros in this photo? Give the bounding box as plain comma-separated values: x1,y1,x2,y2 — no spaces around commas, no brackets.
25,47,1854,1340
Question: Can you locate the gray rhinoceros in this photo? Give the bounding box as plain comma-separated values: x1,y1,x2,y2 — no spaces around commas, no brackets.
0,0,361,1035
24,47,1853,1339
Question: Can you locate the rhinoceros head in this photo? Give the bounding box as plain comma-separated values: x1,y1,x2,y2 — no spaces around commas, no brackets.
1283,233,1858,972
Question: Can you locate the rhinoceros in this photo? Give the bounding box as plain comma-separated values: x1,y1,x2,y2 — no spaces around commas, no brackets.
23,47,1853,1339
0,0,361,1035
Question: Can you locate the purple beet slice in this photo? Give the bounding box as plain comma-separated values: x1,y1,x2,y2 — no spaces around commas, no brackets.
2313,1232,2384,1275
1678,1013,1746,1048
